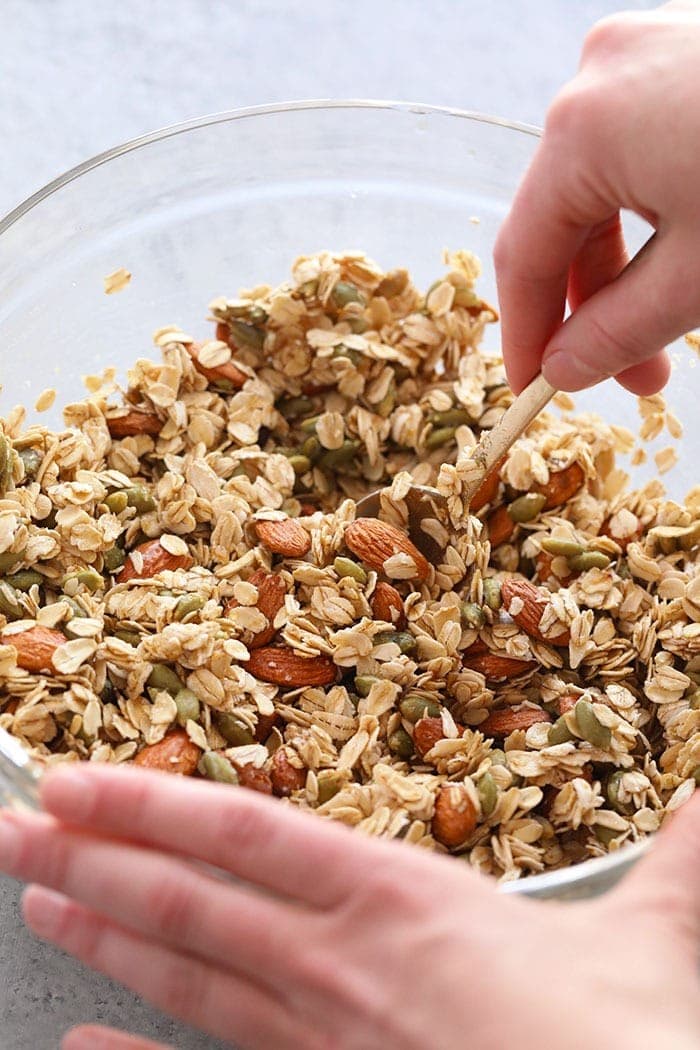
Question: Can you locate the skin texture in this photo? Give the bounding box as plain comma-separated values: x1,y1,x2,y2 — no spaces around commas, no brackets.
494,1,700,395
0,766,699,1050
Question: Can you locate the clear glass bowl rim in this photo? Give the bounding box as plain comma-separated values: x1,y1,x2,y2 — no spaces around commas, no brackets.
0,97,650,897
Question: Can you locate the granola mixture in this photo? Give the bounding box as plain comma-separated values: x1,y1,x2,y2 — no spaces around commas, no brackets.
0,249,698,882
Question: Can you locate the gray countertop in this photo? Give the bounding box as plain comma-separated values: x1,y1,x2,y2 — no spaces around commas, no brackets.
0,2,654,1047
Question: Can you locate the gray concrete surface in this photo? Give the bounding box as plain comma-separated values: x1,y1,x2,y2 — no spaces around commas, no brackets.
0,1,656,1047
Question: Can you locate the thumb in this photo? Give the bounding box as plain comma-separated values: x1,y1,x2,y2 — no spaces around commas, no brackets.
542,230,700,391
616,791,700,945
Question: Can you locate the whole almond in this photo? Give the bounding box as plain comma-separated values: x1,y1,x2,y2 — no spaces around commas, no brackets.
254,710,282,742
432,784,478,849
558,692,579,715
463,650,536,680
414,716,446,759
117,538,193,584
370,582,407,628
225,569,287,648
255,518,311,558
133,728,200,775
185,341,248,389
486,505,515,547
470,455,506,513
106,409,162,439
480,706,551,738
270,749,306,796
345,519,430,582
247,646,337,687
501,577,570,646
1,625,65,673
234,763,274,795
533,461,585,509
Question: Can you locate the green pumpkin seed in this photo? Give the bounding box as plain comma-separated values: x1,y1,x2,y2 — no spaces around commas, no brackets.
146,664,183,696
374,630,416,655
460,602,485,629
594,824,620,846
375,384,395,419
425,426,457,451
124,486,156,515
482,578,502,611
278,395,315,419
575,699,612,750
214,711,255,746
173,593,205,622
428,408,471,428
478,772,498,817
333,557,367,584
507,493,546,523
376,269,408,298
6,570,44,592
348,317,369,334
540,537,584,558
332,344,363,366
0,583,22,620
174,688,200,727
198,751,239,784
297,279,318,300
317,770,343,804
62,596,88,619
606,770,633,814
18,447,42,481
547,716,575,746
399,695,441,723
568,551,612,572
489,748,507,766
103,545,126,573
229,319,265,351
105,491,129,514
388,727,414,760
319,440,359,469
114,628,141,646
355,675,379,698
101,677,118,704
331,281,364,308
0,436,13,495
288,454,312,476
301,435,322,462
0,551,25,573
63,567,104,594
300,415,321,434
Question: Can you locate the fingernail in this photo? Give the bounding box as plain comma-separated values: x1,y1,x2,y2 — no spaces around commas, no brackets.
0,814,22,874
24,887,68,940
542,348,605,391
42,768,94,821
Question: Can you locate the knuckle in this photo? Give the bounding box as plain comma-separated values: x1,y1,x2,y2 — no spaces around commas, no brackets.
582,12,640,62
583,312,643,372
147,875,196,942
158,954,208,1020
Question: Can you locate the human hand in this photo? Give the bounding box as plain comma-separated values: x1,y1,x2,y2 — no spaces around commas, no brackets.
494,1,700,395
1,766,700,1049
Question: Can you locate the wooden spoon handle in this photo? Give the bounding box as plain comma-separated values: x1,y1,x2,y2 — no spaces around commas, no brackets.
466,373,556,498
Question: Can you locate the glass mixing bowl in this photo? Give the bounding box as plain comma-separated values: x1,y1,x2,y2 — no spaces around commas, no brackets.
0,101,693,899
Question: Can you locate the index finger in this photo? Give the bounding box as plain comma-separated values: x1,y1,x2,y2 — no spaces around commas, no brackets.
39,764,436,908
493,135,613,393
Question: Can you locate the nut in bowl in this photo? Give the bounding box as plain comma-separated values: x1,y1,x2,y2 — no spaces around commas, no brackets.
0,103,696,898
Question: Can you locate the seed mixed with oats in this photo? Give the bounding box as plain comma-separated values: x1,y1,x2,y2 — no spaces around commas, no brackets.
0,249,698,881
